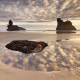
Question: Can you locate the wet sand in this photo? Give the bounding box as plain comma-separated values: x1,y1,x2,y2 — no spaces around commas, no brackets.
0,31,80,80
0,31,80,42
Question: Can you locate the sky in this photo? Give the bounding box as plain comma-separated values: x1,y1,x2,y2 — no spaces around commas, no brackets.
0,0,79,22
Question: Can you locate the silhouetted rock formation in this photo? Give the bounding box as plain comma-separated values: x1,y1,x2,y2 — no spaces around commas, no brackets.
6,40,48,54
7,20,26,31
56,18,76,30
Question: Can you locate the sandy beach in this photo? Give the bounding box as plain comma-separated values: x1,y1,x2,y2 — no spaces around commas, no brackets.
0,60,80,80
0,31,80,80
0,31,80,42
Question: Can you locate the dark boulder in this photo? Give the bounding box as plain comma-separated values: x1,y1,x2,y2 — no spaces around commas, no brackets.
6,40,48,54
56,18,76,30
7,20,26,31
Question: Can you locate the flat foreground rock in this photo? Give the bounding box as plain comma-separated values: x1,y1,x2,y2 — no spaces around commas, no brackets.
6,40,48,54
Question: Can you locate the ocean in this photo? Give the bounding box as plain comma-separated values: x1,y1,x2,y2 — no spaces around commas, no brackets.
0,25,56,30
0,24,80,34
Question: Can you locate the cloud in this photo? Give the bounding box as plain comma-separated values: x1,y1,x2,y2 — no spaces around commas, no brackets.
39,0,49,7
0,0,79,22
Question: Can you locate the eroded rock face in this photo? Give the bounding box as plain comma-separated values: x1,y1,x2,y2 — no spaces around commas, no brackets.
7,20,26,31
6,40,48,54
56,18,76,30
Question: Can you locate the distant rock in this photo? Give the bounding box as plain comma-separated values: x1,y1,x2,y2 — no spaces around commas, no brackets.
6,40,48,54
56,18,76,30
7,20,26,31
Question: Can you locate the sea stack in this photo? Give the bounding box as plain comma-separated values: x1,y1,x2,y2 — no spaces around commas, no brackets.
56,18,76,30
7,20,26,31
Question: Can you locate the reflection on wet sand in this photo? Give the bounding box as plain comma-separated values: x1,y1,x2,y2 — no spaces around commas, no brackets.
1,40,80,72
56,30,76,34
56,39,69,42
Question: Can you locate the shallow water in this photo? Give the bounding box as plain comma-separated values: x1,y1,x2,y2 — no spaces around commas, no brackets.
0,30,80,71
1,39,80,71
